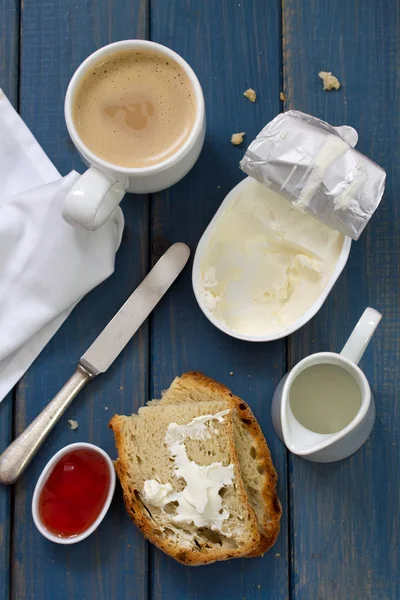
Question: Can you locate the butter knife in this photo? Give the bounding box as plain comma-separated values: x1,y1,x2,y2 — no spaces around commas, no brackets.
0,242,190,484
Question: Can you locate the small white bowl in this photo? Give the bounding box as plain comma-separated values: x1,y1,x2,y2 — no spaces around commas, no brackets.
192,177,352,342
32,442,116,544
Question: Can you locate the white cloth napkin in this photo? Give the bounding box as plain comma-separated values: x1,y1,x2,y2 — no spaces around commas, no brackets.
0,91,124,402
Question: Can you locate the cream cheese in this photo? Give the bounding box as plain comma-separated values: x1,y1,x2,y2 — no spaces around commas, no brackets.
143,480,173,507
142,411,234,534
165,409,230,445
199,178,344,336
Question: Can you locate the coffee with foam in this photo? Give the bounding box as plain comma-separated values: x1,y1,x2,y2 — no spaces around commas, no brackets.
73,49,196,168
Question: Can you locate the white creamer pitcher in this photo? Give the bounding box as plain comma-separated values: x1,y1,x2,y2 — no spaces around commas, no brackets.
271,307,382,462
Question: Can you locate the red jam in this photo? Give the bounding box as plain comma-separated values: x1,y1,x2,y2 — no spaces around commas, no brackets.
38,448,110,538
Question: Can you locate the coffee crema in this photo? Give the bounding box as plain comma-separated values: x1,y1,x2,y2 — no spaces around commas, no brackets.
72,49,196,168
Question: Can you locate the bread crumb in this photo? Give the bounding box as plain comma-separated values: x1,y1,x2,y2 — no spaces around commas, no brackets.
258,585,261,589
229,371,234,376
119,386,124,391
231,132,245,145
280,92,286,101
276,552,281,557
217,185,221,189
243,88,257,102
128,544,131,548
68,419,79,430
318,71,340,91
104,406,109,411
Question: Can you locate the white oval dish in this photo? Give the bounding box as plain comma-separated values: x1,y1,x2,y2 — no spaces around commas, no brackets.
192,177,352,342
32,442,116,545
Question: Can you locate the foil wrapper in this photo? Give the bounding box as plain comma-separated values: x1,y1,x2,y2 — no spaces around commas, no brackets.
240,111,386,240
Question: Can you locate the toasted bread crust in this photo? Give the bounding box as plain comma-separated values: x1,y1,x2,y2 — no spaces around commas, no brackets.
170,372,282,556
109,402,261,565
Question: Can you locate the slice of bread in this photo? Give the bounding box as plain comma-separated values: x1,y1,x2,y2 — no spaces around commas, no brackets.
154,372,281,555
109,400,261,565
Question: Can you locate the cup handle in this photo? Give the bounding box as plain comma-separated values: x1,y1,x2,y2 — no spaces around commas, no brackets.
340,307,382,365
62,167,127,231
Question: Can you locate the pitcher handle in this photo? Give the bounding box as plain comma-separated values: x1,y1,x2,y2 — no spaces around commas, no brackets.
340,307,382,365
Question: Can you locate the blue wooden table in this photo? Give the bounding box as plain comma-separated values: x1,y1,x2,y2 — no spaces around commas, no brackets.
1,0,399,598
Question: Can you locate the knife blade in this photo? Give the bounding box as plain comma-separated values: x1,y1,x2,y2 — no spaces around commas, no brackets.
81,242,190,375
0,242,190,484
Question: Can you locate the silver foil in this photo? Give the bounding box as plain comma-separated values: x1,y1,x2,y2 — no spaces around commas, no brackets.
240,111,386,240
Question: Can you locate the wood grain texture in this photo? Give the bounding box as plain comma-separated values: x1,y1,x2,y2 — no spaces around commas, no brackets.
149,1,288,598
0,392,12,599
283,0,400,598
12,1,150,599
0,0,19,103
4,0,399,597
0,0,19,596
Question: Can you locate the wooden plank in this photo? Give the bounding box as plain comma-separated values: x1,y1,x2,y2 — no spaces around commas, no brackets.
13,1,150,599
149,1,289,599
0,0,19,103
283,0,400,598
0,0,19,597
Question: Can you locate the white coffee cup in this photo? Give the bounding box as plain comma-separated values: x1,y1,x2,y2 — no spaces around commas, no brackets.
63,40,206,231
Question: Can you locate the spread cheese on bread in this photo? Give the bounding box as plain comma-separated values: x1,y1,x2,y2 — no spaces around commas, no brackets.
143,410,235,534
109,372,281,565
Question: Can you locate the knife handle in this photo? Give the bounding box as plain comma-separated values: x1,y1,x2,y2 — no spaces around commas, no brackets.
0,365,92,485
